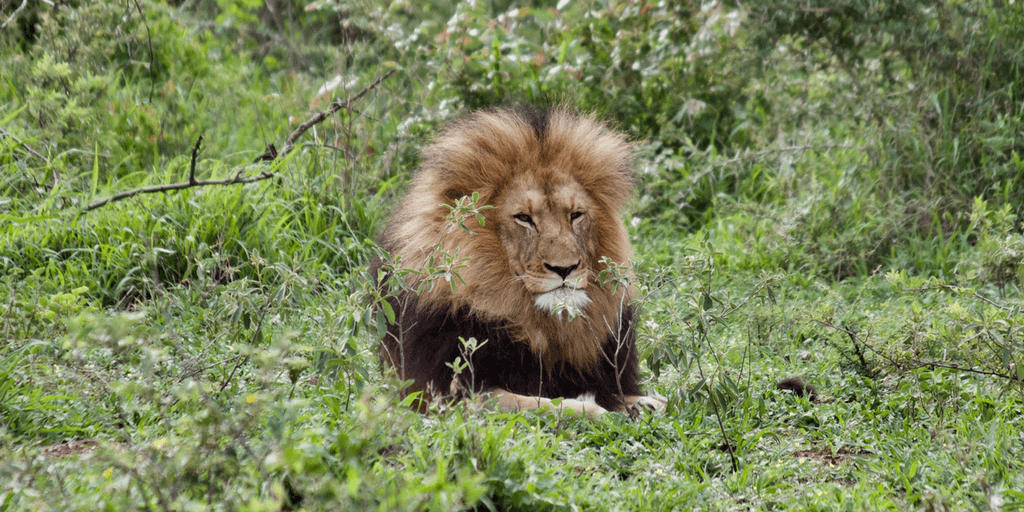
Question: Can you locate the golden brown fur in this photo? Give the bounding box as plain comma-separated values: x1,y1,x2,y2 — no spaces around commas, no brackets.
376,106,664,417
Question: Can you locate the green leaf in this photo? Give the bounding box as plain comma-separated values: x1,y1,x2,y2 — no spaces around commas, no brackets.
381,300,395,325
375,310,387,338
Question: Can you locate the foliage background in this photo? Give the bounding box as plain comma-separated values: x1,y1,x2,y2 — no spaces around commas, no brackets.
2,0,1023,510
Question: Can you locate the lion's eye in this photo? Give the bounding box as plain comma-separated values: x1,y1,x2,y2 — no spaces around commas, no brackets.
570,211,584,222
513,213,534,225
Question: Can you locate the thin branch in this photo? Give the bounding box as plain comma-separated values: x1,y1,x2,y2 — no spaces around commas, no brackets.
706,143,856,170
691,323,738,472
82,166,276,211
188,134,202,185
278,69,395,158
0,0,28,31
844,327,871,375
82,136,259,212
176,354,246,385
905,284,1019,312
820,321,876,376
218,298,271,393
0,126,49,163
130,0,156,103
81,71,394,213
827,316,1021,383
897,360,1019,382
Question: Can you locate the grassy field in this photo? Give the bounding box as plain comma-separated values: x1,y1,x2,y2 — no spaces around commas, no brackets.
2,0,1023,510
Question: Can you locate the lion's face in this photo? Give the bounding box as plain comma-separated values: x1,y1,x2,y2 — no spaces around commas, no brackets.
383,107,634,334
498,172,597,314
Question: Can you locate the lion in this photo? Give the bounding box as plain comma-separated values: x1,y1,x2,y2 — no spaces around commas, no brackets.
373,106,665,417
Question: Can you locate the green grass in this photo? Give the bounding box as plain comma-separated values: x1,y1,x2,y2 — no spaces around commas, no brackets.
2,0,1024,510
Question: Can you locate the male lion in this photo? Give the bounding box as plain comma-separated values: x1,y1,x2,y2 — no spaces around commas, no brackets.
374,106,665,417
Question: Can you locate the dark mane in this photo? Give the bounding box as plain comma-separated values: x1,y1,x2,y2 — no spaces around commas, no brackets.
512,105,551,140
379,292,640,411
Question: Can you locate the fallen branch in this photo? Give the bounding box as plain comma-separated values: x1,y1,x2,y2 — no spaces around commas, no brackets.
82,136,274,212
81,70,394,213
815,317,879,377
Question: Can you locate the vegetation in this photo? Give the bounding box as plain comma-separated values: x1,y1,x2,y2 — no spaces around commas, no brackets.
2,0,1023,509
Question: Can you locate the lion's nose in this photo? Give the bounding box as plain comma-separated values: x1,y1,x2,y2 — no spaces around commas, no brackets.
544,262,580,280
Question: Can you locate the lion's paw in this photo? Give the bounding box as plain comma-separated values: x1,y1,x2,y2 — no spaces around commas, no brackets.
563,393,608,417
625,394,667,418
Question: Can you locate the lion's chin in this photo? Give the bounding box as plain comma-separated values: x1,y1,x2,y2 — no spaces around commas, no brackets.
534,287,591,314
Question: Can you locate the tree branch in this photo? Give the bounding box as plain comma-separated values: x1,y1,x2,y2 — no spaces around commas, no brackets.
129,0,156,103
82,136,280,212
189,134,202,185
0,126,48,163
899,360,1019,382
82,171,278,213
1,0,28,32
278,69,395,159
81,70,394,213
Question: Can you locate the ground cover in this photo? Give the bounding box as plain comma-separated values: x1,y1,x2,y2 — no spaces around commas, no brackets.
2,1,1023,510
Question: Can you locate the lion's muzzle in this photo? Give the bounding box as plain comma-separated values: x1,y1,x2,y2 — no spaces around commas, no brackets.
534,285,591,314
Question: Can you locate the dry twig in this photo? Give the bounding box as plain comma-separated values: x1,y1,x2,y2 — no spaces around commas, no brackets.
82,136,273,212
0,126,48,163
278,69,395,158
1,0,28,32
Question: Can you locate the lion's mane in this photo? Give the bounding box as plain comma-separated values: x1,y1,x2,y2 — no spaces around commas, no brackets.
376,106,642,411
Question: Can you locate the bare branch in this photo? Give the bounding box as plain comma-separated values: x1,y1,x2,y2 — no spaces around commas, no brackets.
189,134,202,185
82,168,277,212
1,0,28,32
80,70,394,213
278,69,395,158
898,360,1020,382
81,136,279,212
905,284,1019,312
129,0,156,103
0,126,49,163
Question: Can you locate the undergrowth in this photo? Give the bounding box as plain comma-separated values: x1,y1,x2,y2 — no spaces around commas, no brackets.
2,0,1023,510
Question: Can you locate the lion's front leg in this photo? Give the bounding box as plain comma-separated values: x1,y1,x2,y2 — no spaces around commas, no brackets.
488,388,608,418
